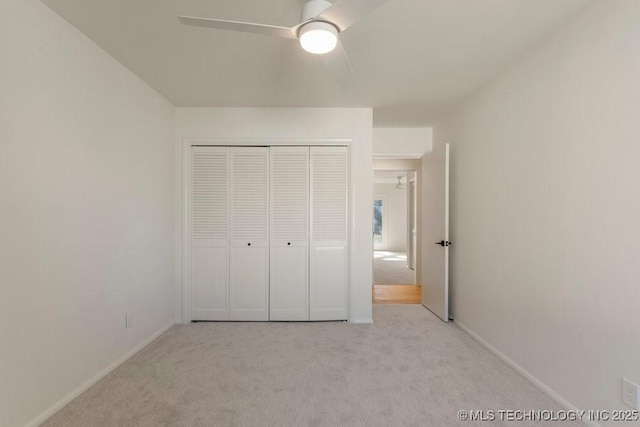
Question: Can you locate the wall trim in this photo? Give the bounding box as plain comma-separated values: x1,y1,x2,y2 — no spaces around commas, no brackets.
184,137,353,147
454,320,600,427
350,318,374,324
25,320,176,427
373,153,423,159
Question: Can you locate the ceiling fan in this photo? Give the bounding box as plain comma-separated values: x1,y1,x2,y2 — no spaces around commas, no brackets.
178,0,389,86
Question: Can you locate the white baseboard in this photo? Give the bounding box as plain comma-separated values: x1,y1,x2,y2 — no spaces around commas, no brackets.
454,320,600,427
350,317,374,324
26,320,176,427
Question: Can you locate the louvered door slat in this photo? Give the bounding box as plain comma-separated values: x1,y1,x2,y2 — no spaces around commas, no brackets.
271,148,309,241
311,148,348,242
192,148,228,241
231,149,269,240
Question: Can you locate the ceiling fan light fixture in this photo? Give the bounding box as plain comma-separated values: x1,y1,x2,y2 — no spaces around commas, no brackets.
299,21,338,55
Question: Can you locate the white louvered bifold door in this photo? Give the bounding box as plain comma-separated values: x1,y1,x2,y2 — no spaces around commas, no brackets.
310,146,348,321
269,147,309,321
191,147,230,320
229,147,270,321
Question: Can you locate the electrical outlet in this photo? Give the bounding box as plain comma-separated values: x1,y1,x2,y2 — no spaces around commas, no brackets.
125,313,133,329
622,378,639,409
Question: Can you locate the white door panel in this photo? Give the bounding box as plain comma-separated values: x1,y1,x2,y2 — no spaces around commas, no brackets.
310,146,348,321
192,245,228,320
230,147,269,321
270,245,309,321
422,143,450,322
230,245,269,320
191,147,229,321
310,246,347,320
270,147,309,320
409,178,417,270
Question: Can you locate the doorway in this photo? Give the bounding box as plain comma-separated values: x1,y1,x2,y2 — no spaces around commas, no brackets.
373,194,387,250
372,167,420,304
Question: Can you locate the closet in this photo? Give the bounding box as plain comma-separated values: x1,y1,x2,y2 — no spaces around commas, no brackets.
190,145,348,322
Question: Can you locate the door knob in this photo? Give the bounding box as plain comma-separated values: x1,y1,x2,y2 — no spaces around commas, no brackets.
435,241,452,247
247,243,251,246
287,242,291,246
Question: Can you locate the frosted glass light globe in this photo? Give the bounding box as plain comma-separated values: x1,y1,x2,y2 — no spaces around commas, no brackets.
299,21,338,54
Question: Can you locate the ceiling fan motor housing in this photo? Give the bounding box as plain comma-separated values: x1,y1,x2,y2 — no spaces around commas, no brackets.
301,0,333,23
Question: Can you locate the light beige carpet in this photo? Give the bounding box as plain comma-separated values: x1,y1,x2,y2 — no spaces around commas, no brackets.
374,251,416,285
43,305,579,426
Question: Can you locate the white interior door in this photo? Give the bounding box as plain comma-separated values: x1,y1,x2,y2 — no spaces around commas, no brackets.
408,178,417,270
422,143,450,322
191,147,230,321
269,147,309,321
310,146,348,321
230,147,269,321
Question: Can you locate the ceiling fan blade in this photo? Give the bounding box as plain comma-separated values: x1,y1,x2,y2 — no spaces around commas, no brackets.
317,0,389,32
178,16,298,39
322,40,357,90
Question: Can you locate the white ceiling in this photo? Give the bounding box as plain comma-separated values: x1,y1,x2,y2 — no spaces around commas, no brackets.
41,0,590,126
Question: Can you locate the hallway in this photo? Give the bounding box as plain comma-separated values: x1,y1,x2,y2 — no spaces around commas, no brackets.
373,251,415,285
373,251,420,304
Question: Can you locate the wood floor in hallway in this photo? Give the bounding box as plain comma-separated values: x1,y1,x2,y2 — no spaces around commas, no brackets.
372,284,421,304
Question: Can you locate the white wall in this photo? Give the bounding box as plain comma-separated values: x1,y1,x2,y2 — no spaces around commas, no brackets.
0,2,176,426
436,0,640,418
174,108,373,324
374,183,407,252
373,127,433,157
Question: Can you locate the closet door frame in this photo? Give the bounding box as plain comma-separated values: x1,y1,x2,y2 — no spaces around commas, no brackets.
182,138,352,324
